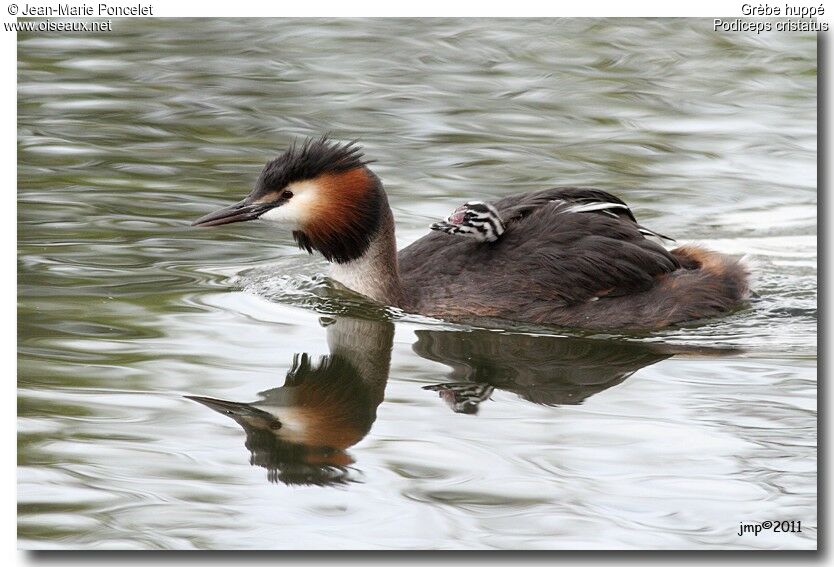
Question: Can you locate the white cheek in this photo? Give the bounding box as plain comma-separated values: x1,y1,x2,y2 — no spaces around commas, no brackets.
259,202,304,228
258,181,318,229
254,406,310,444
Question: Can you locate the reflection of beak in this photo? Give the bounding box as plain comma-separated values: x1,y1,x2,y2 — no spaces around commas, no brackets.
185,395,250,415
185,395,281,429
191,199,276,227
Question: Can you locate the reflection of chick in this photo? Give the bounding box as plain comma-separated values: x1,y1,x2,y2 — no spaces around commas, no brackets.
416,329,736,414
187,317,393,486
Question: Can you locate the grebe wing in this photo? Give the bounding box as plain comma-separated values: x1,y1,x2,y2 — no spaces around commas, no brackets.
496,187,674,242
400,188,682,308
494,187,631,222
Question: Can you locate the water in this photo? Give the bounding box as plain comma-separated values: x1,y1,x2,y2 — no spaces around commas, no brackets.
17,18,817,550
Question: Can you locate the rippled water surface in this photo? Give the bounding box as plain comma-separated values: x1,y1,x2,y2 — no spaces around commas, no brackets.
18,19,817,550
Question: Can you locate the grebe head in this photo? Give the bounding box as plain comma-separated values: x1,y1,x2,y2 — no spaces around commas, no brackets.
430,201,505,242
193,136,384,264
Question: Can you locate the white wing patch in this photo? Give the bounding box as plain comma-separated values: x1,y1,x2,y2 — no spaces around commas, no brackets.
638,226,676,243
559,201,633,215
559,199,676,243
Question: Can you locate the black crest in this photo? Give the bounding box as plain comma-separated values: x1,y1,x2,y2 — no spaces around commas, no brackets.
253,136,370,194
247,135,385,264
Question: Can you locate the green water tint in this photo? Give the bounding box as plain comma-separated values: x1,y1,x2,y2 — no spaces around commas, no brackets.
18,19,816,549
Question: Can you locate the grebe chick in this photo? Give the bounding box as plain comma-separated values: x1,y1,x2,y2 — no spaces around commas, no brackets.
430,199,674,244
430,201,506,242
193,136,750,330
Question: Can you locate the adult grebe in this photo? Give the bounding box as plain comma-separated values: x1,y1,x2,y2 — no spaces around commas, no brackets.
193,137,749,329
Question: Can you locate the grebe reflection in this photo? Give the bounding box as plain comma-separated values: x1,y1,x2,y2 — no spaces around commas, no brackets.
187,317,735,483
187,317,393,486
415,330,731,414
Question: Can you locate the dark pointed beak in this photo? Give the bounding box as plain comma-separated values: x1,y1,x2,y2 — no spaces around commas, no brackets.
191,199,275,228
185,395,252,415
185,395,281,428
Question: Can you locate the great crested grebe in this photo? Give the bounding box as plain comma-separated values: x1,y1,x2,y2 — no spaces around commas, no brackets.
193,137,749,329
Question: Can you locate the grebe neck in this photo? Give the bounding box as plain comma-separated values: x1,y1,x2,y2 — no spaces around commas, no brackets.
329,206,404,308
